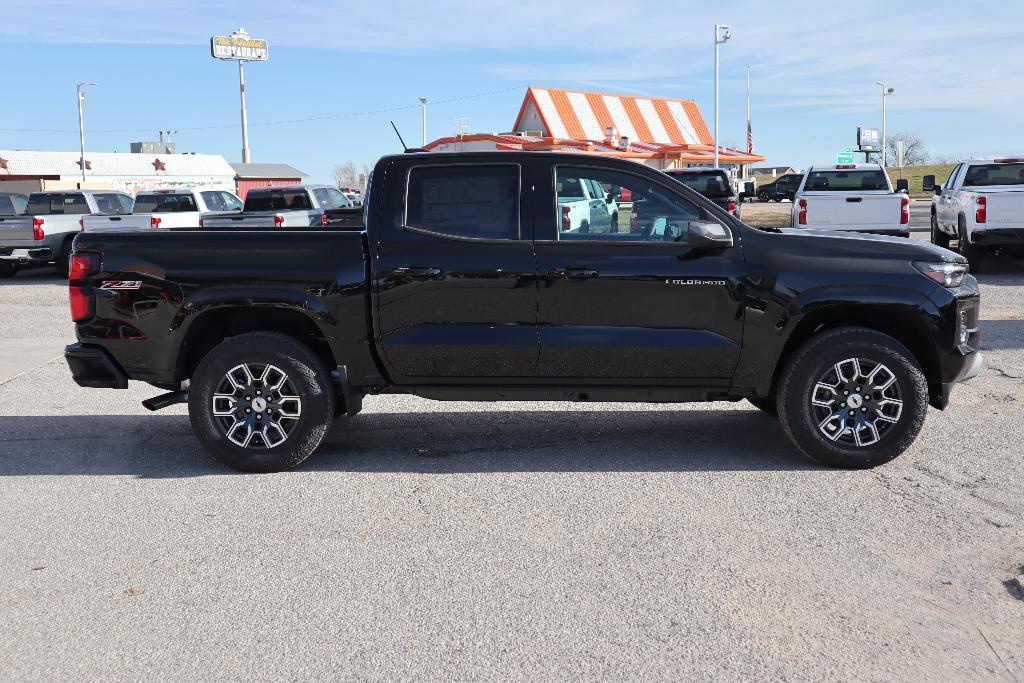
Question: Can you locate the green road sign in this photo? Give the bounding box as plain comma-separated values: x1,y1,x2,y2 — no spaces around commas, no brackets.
837,151,855,164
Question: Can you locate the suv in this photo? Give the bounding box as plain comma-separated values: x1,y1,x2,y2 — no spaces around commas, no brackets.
757,174,803,202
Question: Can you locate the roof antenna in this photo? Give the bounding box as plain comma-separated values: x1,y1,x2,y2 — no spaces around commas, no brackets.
391,121,409,151
391,120,427,154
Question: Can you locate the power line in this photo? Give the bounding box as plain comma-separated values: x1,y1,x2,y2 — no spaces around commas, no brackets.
0,85,526,134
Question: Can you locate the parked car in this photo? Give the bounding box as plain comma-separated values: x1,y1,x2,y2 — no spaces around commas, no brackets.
931,157,1024,273
0,189,132,277
556,174,620,234
0,192,28,216
82,188,243,232
792,164,909,237
664,167,740,218
756,174,803,202
201,185,352,230
65,150,981,473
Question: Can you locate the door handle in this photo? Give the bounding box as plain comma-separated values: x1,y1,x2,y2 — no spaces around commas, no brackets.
845,197,863,202
550,267,599,280
393,266,442,279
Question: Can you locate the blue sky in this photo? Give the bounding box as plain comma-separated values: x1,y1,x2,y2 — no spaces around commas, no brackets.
2,0,1023,183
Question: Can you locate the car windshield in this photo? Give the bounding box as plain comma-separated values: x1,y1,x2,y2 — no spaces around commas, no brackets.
803,170,889,192
133,193,198,213
667,170,733,198
244,190,313,211
962,163,1024,187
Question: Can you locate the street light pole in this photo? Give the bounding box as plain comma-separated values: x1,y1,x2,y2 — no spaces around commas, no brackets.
875,81,894,168
419,97,427,147
713,24,732,169
76,81,96,184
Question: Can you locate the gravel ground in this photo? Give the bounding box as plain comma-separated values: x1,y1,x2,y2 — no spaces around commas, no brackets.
0,263,1022,681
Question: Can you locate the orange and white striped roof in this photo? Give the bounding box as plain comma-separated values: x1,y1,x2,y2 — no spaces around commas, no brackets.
514,86,713,147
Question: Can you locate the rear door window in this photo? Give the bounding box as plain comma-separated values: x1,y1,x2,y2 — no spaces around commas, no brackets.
27,193,90,215
405,164,520,240
200,191,227,212
245,189,313,211
220,192,243,211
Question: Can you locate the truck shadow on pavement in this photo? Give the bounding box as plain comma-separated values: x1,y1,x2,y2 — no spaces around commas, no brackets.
0,408,819,477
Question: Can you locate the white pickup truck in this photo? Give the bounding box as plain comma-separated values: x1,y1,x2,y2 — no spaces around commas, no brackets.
792,164,909,236
556,174,620,234
201,185,353,230
931,157,1024,273
0,189,133,277
82,188,243,233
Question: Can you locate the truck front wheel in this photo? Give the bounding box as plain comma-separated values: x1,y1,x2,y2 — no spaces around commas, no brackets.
188,332,335,472
778,327,927,469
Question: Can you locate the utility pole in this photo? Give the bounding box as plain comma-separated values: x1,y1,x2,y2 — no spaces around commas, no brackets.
419,97,427,147
76,82,96,183
713,24,732,169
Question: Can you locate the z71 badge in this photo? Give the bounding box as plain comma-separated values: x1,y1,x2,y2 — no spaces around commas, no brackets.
100,280,143,290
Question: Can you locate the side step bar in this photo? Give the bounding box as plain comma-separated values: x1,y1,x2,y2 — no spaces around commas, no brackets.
142,390,189,412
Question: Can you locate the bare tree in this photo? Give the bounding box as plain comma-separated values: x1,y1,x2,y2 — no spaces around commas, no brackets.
332,162,358,188
885,133,929,167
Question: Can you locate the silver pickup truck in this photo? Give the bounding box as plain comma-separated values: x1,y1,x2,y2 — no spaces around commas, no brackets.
0,189,134,277
200,184,353,230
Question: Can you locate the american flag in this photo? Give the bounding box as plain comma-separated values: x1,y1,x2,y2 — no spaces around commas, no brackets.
746,118,753,154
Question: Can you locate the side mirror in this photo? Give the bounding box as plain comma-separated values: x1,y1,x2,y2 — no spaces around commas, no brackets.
934,184,943,196
688,220,734,250
895,178,909,194
922,174,935,192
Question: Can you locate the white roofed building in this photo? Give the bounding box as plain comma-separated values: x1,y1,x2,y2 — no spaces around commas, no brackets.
0,150,237,195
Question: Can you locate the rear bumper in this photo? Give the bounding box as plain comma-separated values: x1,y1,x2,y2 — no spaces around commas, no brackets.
971,228,1024,247
64,343,129,389
797,227,910,236
0,247,53,263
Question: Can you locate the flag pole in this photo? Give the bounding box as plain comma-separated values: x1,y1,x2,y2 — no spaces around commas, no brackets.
746,64,752,154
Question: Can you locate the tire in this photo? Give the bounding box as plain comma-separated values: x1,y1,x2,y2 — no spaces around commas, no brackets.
747,395,778,415
778,327,928,469
772,197,782,203
0,262,17,279
931,212,950,249
579,219,590,235
757,191,769,203
957,217,983,274
610,212,619,232
188,332,335,472
54,239,72,278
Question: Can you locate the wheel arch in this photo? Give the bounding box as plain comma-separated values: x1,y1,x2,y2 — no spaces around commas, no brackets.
768,304,941,406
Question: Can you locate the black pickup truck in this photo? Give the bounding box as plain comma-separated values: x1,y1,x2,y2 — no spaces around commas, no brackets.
65,151,982,472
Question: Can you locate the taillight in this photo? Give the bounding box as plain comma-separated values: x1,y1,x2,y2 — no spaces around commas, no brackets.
901,195,910,225
151,216,162,229
79,218,85,232
198,218,204,228
273,214,285,228
798,199,808,225
975,196,986,224
32,217,44,240
321,213,328,229
68,254,96,322
560,206,571,231
727,200,737,214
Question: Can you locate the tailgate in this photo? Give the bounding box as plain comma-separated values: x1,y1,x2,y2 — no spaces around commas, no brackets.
202,211,277,228
984,190,1024,224
82,215,151,232
0,216,35,243
803,193,902,228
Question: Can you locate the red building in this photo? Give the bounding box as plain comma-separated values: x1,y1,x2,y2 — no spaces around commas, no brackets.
231,163,308,199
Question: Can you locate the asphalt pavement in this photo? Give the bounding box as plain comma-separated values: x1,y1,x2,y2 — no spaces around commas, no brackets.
1,256,1022,680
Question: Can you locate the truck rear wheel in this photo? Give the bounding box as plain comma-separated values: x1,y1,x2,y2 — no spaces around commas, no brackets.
957,217,983,274
931,212,950,249
778,327,927,469
188,332,335,472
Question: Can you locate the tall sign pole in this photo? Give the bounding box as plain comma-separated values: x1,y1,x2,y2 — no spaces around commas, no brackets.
239,59,250,162
713,24,732,169
76,82,96,183
211,28,268,163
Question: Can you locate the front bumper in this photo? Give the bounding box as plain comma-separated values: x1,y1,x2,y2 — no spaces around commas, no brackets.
0,247,53,264
64,343,129,389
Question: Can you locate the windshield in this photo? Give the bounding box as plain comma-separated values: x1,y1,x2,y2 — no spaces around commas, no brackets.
667,170,733,198
963,163,1024,187
244,189,312,211
134,193,198,213
803,170,889,192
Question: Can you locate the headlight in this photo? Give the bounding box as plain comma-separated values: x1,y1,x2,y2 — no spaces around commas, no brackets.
913,261,968,288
